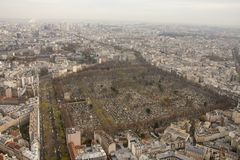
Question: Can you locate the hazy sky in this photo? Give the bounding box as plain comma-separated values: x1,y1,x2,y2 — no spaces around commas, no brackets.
0,0,240,26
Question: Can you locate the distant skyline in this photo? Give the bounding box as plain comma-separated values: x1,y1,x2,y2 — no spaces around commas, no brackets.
0,0,240,26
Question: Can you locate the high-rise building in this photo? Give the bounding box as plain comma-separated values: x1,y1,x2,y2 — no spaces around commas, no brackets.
66,128,81,146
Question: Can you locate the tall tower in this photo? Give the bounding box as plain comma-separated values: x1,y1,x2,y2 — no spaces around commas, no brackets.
232,47,240,75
